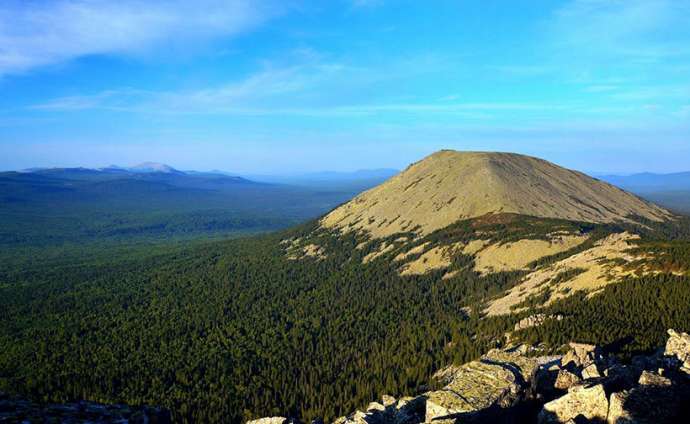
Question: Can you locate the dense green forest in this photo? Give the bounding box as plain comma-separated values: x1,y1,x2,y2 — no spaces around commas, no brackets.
1,214,689,423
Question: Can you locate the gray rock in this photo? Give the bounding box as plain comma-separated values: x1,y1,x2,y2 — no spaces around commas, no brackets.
381,395,397,408
561,342,602,370
606,383,687,424
514,314,564,331
607,391,634,424
581,363,602,380
665,329,690,374
554,369,581,390
638,370,672,387
247,418,289,424
538,383,608,424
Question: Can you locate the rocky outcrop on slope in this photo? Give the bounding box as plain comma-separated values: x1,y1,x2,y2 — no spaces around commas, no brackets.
0,392,170,423
247,418,296,424
253,330,690,424
514,314,564,331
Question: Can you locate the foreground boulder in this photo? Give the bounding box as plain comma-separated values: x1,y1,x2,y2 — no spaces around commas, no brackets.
424,346,556,423
538,383,608,423
332,395,425,424
424,360,521,422
607,382,689,424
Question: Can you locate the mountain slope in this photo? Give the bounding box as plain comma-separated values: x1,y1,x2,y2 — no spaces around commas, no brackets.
321,150,672,239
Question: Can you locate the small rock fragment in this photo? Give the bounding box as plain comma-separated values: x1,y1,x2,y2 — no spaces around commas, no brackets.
638,370,671,387
554,369,581,390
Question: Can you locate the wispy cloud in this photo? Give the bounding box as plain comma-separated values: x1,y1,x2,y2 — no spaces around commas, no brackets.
490,65,556,77
609,85,690,101
33,89,568,118
31,58,570,118
32,89,149,111
0,0,283,76
31,62,343,112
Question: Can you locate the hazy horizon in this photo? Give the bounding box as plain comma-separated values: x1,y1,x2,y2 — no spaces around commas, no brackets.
4,152,690,177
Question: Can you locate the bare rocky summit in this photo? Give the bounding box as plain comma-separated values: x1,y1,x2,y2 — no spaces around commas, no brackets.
320,150,672,239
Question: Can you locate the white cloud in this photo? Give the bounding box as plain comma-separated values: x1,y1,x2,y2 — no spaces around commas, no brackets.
0,0,282,76
32,89,148,111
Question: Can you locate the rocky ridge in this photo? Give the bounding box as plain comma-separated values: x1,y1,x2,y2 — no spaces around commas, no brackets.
250,329,690,424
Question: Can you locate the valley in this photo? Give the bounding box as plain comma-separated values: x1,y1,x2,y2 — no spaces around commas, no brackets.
0,165,386,247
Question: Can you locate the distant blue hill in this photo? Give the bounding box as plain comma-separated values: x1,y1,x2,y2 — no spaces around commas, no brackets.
599,172,690,215
599,172,690,192
18,163,253,184
0,164,386,246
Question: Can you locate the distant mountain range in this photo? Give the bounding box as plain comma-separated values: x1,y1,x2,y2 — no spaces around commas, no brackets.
22,162,221,178
17,163,399,184
16,164,690,192
0,163,390,246
597,172,690,214
598,171,690,192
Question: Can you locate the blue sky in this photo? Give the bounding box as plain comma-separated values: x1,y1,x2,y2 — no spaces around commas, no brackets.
1,0,689,174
